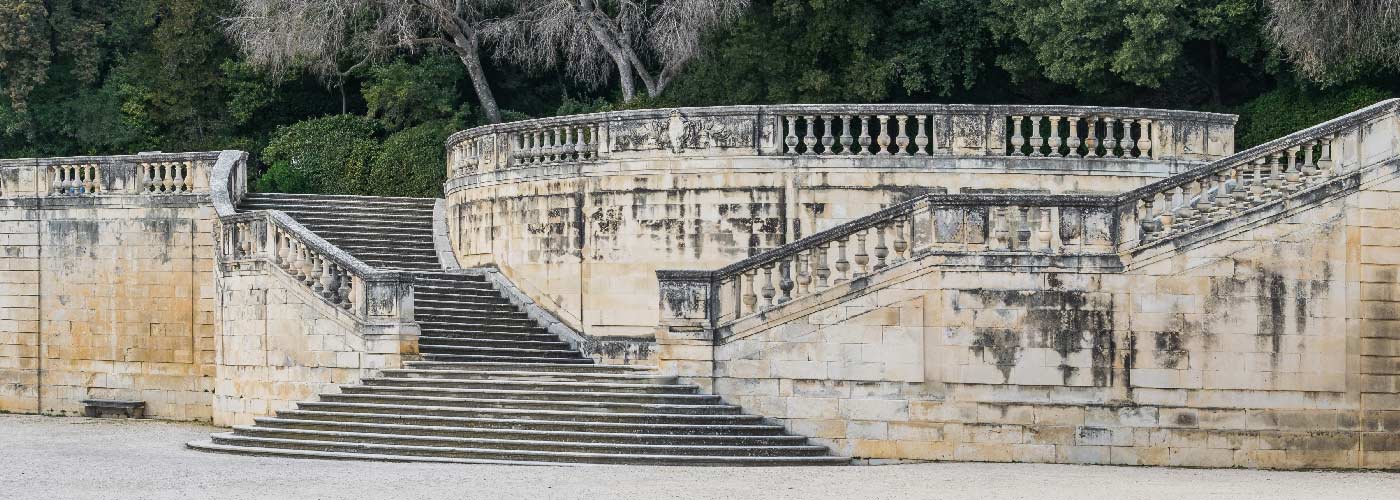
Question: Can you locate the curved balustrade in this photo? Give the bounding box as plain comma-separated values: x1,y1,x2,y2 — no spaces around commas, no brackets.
658,98,1399,329
445,104,1236,180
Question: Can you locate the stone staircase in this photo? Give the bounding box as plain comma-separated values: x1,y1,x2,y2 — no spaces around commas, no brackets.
191,193,847,465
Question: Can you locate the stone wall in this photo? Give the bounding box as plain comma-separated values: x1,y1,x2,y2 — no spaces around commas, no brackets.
444,104,1237,349
212,262,410,426
668,159,1400,469
0,155,219,419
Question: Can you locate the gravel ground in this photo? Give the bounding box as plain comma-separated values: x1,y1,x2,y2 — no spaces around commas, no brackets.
1,414,1397,500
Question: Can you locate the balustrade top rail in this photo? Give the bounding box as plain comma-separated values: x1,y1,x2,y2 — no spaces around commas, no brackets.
445,104,1237,179
0,151,221,198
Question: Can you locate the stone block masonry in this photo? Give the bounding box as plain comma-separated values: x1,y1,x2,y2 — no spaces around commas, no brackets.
0,152,223,420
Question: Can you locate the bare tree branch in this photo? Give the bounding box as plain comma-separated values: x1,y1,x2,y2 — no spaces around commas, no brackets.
1266,0,1400,82
225,0,507,122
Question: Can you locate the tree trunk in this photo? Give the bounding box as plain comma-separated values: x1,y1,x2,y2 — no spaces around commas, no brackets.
452,33,502,123
615,56,636,102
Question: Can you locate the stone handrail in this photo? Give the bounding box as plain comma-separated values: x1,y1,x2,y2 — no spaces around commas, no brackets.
216,210,416,324
444,104,1237,178
657,98,1399,330
0,151,222,198
658,192,1119,327
1117,98,1400,248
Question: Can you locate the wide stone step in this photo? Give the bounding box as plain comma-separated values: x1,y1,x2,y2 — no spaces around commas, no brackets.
416,330,559,343
296,401,763,425
361,376,694,394
273,409,785,435
417,321,543,333
417,316,537,327
337,385,719,404
417,307,530,319
200,434,847,466
292,224,435,237
242,192,437,206
228,426,828,457
330,243,438,254
413,297,515,308
419,354,593,364
251,418,798,445
419,346,582,360
283,215,434,227
402,361,647,374
416,336,570,350
317,393,739,415
240,202,436,215
379,368,673,385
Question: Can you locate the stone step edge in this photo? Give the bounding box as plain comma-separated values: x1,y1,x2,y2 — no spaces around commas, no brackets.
187,439,582,467
322,393,739,412
252,418,801,442
233,426,823,453
275,409,784,432
338,385,719,401
402,361,650,371
296,401,763,421
380,369,668,381
201,434,849,465
362,376,687,391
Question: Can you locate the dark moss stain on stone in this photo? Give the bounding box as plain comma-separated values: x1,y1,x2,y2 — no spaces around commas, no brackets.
1154,331,1187,369
1258,269,1287,357
970,328,1021,382
962,288,1116,386
1174,411,1199,427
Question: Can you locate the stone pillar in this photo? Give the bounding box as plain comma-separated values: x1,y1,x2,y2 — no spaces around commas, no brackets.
655,270,717,392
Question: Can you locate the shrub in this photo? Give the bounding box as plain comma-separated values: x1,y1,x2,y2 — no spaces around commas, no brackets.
1234,85,1393,148
367,120,455,198
259,115,381,194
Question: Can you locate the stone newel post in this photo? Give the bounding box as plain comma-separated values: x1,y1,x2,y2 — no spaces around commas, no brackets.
655,270,717,392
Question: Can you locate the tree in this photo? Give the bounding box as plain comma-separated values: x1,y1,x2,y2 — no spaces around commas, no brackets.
1266,0,1400,83
987,0,1268,105
225,0,506,122
490,0,749,102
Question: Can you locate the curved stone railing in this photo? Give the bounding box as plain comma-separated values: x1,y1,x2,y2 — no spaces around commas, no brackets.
657,98,1399,331
444,104,1237,179
210,151,416,327
0,151,222,198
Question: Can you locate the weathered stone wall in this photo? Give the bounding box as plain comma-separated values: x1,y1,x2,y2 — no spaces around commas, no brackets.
446,157,1206,350
0,196,216,420
212,263,408,426
684,163,1400,469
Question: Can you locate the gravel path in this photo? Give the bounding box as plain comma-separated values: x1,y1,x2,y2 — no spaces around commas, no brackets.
1,414,1396,500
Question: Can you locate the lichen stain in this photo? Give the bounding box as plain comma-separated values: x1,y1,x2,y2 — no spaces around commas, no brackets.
1154,331,1187,369
970,328,1021,383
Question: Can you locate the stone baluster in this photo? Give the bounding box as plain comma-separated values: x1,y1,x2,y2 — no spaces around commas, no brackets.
834,237,850,282
1267,152,1284,199
742,270,758,314
1301,140,1321,183
1066,117,1083,157
1028,116,1044,157
1010,116,1026,156
820,116,835,155
1037,208,1052,251
1103,117,1119,157
778,257,795,304
562,127,577,162
1016,206,1033,248
892,217,909,263
839,116,854,155
914,116,930,155
1318,136,1336,176
795,251,812,295
857,117,872,155
784,116,799,154
1247,158,1267,204
895,115,911,155
1085,118,1102,158
873,224,889,270
336,266,352,309
320,257,337,299
815,243,831,289
1284,146,1303,191
1138,197,1156,239
761,263,777,308
852,230,869,277
1136,119,1153,158
876,115,893,155
802,116,819,155
1177,181,1199,224
1047,116,1063,157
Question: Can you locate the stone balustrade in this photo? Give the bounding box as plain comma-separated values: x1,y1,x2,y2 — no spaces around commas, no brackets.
1121,99,1400,248
445,104,1236,178
0,152,218,198
215,210,416,324
658,98,1400,330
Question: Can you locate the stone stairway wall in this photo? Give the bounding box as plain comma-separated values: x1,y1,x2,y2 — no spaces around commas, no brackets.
651,99,1400,468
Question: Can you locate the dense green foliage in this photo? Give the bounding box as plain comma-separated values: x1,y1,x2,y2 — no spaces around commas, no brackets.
1,0,1398,198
